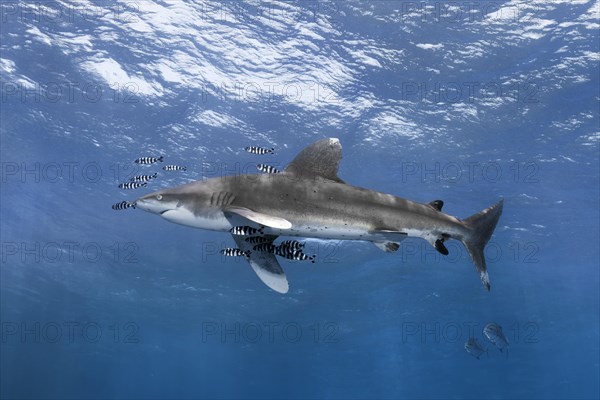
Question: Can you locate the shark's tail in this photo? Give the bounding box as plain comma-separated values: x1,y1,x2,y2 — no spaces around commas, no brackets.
461,199,504,291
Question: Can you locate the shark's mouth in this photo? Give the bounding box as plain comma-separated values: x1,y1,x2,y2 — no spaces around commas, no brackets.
160,210,171,215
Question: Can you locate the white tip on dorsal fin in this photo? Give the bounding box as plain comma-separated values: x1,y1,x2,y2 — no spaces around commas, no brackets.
224,206,292,229
284,138,345,183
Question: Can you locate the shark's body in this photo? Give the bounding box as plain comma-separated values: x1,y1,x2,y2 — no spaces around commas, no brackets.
136,138,503,293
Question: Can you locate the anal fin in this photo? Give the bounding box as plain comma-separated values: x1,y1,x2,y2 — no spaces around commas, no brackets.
425,234,450,256
434,239,449,255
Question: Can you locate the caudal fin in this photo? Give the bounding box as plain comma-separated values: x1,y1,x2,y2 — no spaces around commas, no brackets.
462,199,504,291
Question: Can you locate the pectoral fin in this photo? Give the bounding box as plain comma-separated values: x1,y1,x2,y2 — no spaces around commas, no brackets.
224,206,292,230
231,234,289,293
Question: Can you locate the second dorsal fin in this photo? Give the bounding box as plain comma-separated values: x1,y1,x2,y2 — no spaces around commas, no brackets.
429,200,444,211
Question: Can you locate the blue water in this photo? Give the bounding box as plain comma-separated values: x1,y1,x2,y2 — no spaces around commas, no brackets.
1,1,599,399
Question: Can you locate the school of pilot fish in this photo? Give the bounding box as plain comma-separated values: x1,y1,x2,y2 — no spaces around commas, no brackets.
112,155,187,210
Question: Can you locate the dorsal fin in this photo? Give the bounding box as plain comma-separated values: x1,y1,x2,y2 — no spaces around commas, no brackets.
429,200,444,211
284,138,344,183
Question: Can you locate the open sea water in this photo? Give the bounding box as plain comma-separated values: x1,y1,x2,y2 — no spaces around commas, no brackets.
1,1,599,399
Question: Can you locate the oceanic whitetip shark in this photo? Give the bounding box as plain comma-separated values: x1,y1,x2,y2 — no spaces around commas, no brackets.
136,138,503,293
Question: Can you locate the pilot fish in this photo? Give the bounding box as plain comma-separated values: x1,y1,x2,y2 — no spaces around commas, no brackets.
118,182,147,189
130,172,158,182
245,146,274,155
230,226,264,236
256,164,280,174
252,243,277,253
134,156,163,165
220,248,250,258
163,165,187,171
111,200,136,210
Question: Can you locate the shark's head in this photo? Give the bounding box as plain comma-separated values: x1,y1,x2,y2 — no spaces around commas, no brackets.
135,189,182,216
134,181,228,230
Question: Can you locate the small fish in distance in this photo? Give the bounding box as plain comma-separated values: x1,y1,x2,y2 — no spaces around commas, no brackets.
130,172,158,182
245,146,274,155
135,156,163,165
244,236,271,244
163,165,187,171
278,240,305,250
220,248,250,258
257,164,280,174
112,201,136,210
276,247,315,263
252,243,277,253
118,182,147,189
229,226,264,236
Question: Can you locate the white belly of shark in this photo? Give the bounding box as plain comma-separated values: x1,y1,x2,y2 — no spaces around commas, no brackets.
164,211,425,245
161,209,232,231
162,210,373,240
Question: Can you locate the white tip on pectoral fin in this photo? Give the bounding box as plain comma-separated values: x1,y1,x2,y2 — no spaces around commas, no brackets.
230,234,289,293
224,206,292,230
480,271,491,291
248,259,289,294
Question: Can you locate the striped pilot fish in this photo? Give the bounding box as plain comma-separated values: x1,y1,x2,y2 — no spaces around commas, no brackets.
134,156,164,165
229,226,264,236
278,240,305,250
163,165,187,171
118,182,147,189
276,247,315,263
220,248,250,258
252,243,277,253
245,146,274,155
244,236,271,244
130,172,158,182
111,201,136,210
256,164,280,174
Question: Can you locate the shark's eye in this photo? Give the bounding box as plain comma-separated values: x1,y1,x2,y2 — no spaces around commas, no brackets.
156,194,163,201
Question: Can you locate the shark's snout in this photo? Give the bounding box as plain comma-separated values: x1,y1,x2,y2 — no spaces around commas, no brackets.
133,197,152,212
135,194,169,214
